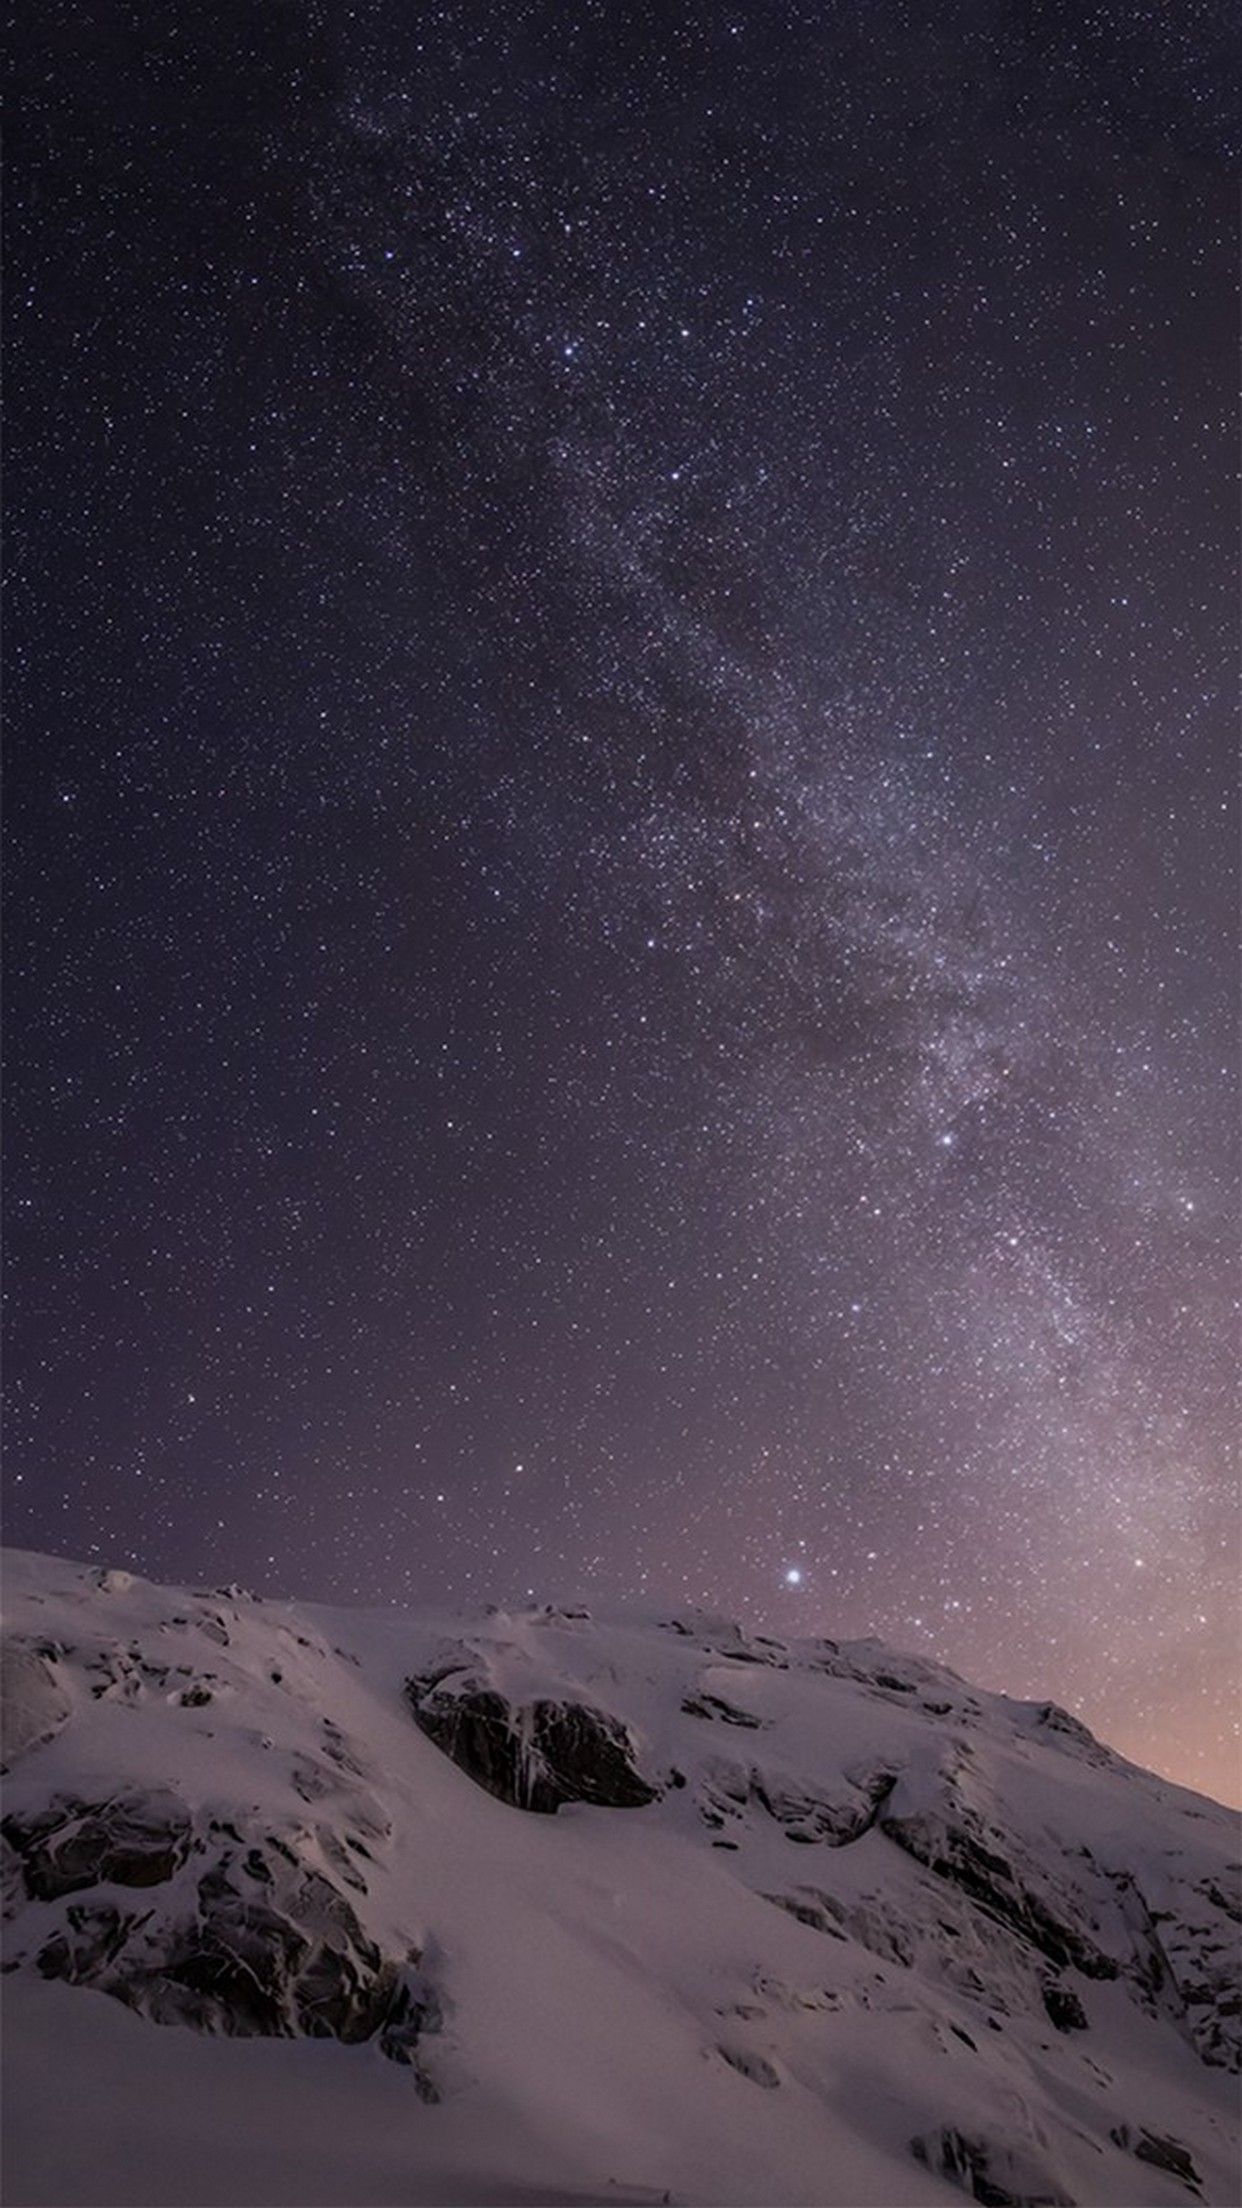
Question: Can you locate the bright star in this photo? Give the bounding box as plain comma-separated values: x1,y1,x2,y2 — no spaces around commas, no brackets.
784,1566,803,1586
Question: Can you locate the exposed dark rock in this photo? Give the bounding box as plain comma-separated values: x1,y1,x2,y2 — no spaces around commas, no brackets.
681,1693,764,1728
911,2128,1072,2205
695,1756,892,1851
1111,2124,1202,2193
738,1766,895,1848
1041,1979,1087,2032
697,1756,750,1829
1101,1862,1242,2070
717,2043,781,2088
1032,1703,1102,1757
38,1903,139,1985
880,1808,1118,1980
24,1814,440,2084
1199,1865,1241,1924
406,1675,659,1813
4,1794,193,1901
320,1729,368,1779
761,1889,848,1939
292,1757,339,1805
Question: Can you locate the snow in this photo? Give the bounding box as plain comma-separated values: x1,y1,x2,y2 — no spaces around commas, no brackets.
1,1548,1238,2208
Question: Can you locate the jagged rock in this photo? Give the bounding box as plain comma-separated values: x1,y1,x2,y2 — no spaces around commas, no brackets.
1111,2124,1202,2192
1199,1865,1241,1923
4,1793,193,1900
1041,1978,1087,2031
19,1810,438,2081
1103,1861,1242,2071
700,1759,894,1846
1032,1701,1099,1748
911,2127,1073,2205
37,1902,137,1985
761,1889,848,1939
752,1765,895,1845
717,2043,782,2088
880,1805,1118,1980
681,1692,764,1728
406,1674,659,1813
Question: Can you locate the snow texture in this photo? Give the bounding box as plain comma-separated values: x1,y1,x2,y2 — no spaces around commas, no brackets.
1,1549,1238,2207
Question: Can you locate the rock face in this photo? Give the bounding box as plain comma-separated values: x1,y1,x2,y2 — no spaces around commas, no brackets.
1,1551,1239,2208
911,2126,1074,2206
878,1800,1120,1981
696,1752,895,1846
4,1792,193,1899
405,1662,659,1812
2,1790,439,2084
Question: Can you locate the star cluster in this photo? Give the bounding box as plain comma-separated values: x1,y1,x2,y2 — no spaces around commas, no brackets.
5,2,1238,1801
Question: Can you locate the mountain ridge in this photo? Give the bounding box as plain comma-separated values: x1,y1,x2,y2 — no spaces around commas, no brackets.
1,1547,1238,2207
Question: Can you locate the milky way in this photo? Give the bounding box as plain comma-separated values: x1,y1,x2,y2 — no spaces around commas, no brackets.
6,3,1238,1800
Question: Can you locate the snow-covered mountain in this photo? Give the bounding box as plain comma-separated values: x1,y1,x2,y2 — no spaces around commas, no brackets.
1,1549,1237,2208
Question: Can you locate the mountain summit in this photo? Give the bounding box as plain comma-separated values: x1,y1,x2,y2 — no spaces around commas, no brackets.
1,1549,1237,2206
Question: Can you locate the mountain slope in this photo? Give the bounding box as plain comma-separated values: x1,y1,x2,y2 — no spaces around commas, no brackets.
1,1548,1237,2208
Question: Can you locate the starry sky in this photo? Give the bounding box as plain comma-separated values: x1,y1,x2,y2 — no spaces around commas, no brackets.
6,3,1238,1804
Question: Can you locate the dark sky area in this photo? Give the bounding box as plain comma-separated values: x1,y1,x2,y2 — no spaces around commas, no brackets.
5,3,1238,1801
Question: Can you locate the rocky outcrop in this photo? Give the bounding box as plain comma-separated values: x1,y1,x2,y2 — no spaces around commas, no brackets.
1041,1977,1087,2032
1110,2124,1202,2194
879,1802,1119,1981
911,2127,1073,2206
697,1756,895,1846
3,1792,192,1900
406,1670,659,1813
681,1691,765,1728
1109,1865,1242,2074
2,1793,439,2087
761,1886,850,1939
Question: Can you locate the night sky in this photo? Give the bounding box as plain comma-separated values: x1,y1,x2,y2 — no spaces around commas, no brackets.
6,4,1238,1804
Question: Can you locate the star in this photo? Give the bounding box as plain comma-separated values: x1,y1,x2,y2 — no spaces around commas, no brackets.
5,0,1234,1807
